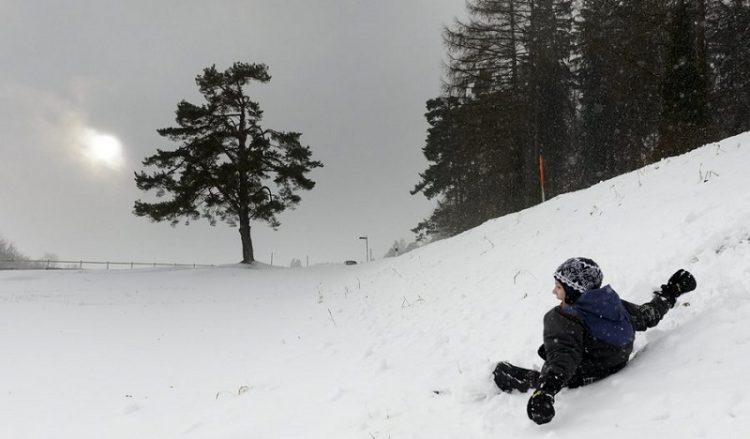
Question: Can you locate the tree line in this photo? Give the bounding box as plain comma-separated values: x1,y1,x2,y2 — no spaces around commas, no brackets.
412,0,750,241
0,237,57,269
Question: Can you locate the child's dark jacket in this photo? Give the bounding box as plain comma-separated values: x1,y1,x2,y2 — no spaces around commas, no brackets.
540,285,636,389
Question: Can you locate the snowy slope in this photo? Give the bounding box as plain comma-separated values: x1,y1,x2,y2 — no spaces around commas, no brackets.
1,133,749,438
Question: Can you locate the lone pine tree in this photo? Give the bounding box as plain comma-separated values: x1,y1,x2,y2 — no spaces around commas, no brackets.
134,62,323,263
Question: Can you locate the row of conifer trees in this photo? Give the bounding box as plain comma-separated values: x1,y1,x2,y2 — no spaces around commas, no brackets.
412,0,750,240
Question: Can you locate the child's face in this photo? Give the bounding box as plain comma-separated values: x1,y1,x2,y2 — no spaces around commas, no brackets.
552,280,566,303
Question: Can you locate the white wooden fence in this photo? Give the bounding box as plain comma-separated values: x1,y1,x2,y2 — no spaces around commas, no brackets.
0,259,214,270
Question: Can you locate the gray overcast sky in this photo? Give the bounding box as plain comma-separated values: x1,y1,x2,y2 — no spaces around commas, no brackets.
0,0,465,266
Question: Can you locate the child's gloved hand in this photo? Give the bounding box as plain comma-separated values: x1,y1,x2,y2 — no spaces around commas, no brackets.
656,269,696,306
667,269,697,295
527,390,555,425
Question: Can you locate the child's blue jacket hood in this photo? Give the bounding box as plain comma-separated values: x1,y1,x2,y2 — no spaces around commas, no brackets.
563,285,635,347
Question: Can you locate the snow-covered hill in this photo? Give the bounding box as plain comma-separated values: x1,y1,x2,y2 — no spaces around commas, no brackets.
1,133,749,438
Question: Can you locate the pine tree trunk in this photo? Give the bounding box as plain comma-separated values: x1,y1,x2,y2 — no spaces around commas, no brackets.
509,0,519,91
239,218,254,264
695,0,707,68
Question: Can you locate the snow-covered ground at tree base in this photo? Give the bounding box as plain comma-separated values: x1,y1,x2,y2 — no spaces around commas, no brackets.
2,133,750,438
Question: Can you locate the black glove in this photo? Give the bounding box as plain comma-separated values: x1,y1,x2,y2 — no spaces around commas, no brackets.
656,269,696,306
667,269,697,295
527,390,555,424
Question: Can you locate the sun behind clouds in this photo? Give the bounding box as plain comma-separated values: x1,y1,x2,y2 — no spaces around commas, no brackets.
80,128,124,170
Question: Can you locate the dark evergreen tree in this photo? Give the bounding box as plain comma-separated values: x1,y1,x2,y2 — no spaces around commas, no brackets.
576,0,620,183
134,62,323,264
443,0,535,211
414,0,575,241
576,0,667,183
411,97,474,239
444,0,530,97
525,0,574,196
707,0,750,138
658,0,712,158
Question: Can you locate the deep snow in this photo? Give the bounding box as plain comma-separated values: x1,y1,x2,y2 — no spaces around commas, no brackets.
1,133,749,438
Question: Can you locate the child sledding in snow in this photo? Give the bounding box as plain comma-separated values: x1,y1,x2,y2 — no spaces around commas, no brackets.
494,257,696,424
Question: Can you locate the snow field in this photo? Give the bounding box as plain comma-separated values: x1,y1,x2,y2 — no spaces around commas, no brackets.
1,133,749,438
